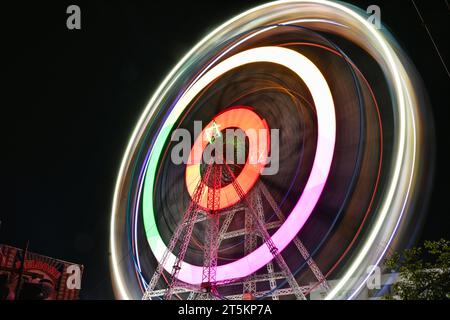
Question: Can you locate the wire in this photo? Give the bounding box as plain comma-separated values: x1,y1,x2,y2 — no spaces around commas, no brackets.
411,0,450,79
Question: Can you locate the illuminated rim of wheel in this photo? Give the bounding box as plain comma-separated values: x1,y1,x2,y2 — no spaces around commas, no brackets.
141,46,336,284
110,0,422,300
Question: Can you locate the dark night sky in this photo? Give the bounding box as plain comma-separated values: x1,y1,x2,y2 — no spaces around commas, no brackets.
4,1,449,299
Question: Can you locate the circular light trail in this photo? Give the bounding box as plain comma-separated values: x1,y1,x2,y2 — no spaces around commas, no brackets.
142,46,336,285
110,0,430,300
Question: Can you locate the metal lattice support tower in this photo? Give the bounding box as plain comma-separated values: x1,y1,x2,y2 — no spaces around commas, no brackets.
143,160,328,300
242,194,257,296
225,286,310,300
201,164,222,295
221,220,281,239
223,163,307,300
257,182,330,292
254,189,280,299
218,210,237,242
142,162,214,300
187,292,197,300
266,261,279,300
143,272,290,298
252,190,279,300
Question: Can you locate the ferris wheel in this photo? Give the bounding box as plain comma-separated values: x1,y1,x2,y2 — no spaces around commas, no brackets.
110,0,432,300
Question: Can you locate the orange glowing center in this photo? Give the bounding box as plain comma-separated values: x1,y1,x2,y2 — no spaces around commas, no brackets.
185,106,270,210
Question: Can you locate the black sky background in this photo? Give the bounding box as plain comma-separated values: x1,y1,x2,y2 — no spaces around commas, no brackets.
4,1,449,299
